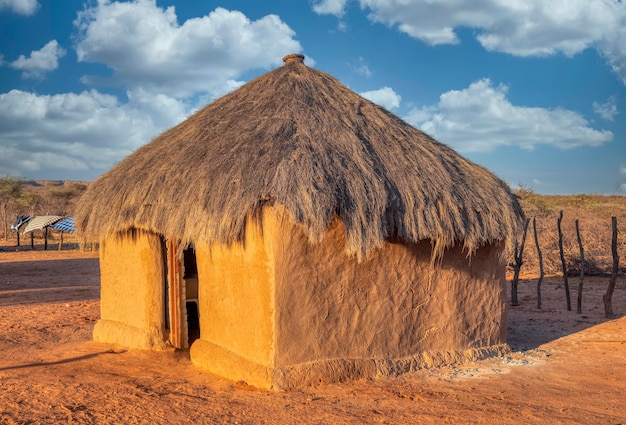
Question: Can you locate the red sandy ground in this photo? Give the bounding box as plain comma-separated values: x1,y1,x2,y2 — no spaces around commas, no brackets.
0,246,624,424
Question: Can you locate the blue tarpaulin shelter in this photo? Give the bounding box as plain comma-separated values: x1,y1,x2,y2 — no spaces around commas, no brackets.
51,217,75,234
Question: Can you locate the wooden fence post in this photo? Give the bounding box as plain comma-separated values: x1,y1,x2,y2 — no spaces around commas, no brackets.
510,218,530,306
533,217,544,309
558,210,572,311
603,217,619,318
575,219,585,314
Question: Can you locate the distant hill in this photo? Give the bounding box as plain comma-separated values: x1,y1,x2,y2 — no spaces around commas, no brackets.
21,179,91,188
16,179,91,217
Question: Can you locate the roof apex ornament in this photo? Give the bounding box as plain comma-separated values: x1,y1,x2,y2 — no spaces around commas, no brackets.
283,54,305,65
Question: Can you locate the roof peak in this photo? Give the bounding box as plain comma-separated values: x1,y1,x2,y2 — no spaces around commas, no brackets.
283,54,305,65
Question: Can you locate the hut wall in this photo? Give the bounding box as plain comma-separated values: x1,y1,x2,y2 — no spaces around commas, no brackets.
269,212,507,388
190,219,276,388
93,230,167,349
188,207,506,389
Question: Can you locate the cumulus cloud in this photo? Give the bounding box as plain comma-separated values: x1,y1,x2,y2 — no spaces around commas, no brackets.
620,164,626,175
593,96,618,121
317,0,626,84
73,1,302,97
0,3,304,180
0,0,39,15
360,86,401,110
312,0,349,16
0,89,189,179
9,40,65,79
404,79,613,152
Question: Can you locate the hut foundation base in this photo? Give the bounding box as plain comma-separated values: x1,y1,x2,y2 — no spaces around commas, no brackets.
190,339,273,388
190,338,510,390
93,319,168,350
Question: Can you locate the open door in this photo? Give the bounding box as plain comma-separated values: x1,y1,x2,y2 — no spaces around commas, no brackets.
164,240,199,349
166,240,185,348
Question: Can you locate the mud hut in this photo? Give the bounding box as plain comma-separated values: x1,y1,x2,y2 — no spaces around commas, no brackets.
76,54,523,389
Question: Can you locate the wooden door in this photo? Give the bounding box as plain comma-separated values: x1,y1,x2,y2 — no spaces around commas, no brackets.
166,240,187,348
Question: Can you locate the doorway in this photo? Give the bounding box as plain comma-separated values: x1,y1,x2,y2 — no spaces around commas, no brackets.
164,240,200,349
183,245,200,345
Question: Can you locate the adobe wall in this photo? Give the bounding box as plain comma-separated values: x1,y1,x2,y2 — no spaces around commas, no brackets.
190,219,276,388
188,207,506,389
269,212,507,388
93,230,168,349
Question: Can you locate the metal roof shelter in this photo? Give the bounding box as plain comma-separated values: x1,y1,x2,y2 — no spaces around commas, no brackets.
10,215,32,232
23,216,63,234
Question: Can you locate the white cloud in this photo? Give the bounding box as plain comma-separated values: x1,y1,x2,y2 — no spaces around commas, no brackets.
352,0,626,85
354,57,372,77
0,3,304,180
593,96,618,121
598,21,626,86
0,0,38,15
620,164,626,175
360,86,401,110
0,89,189,179
73,1,302,97
9,40,65,79
404,105,435,124
312,0,349,16
404,79,613,152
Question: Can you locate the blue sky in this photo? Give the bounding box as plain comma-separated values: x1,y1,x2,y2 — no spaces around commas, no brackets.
0,0,624,194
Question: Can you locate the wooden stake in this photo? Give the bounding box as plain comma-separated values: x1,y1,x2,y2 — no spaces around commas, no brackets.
533,218,544,309
557,210,572,311
575,219,584,314
603,217,619,318
510,218,530,306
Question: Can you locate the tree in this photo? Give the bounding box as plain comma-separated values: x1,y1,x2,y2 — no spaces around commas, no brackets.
47,184,86,216
0,176,22,241
19,192,42,215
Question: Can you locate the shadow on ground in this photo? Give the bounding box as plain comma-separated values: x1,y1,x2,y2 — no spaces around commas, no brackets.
506,277,625,351
0,258,100,305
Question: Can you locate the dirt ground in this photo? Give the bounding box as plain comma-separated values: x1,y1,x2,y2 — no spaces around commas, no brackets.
0,246,625,425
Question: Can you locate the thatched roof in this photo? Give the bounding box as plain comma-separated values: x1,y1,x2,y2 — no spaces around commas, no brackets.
76,54,523,259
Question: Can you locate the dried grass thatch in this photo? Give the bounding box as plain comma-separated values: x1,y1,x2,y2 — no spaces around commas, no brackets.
76,54,523,259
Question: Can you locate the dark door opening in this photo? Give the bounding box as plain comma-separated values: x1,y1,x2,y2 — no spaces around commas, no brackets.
183,245,200,345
